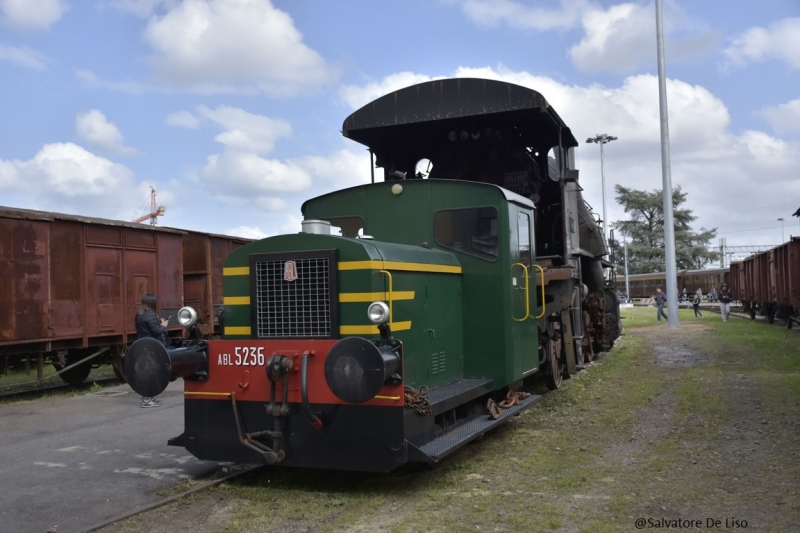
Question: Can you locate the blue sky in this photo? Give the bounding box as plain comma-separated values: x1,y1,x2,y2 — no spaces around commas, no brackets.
1,0,798,258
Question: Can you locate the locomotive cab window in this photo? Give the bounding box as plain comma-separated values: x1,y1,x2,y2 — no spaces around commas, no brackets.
434,207,499,260
518,211,531,267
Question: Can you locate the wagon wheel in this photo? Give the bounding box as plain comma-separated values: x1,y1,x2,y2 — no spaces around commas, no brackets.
53,351,92,385
544,338,563,390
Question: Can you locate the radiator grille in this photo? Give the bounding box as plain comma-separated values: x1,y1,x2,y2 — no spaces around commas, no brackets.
254,257,332,337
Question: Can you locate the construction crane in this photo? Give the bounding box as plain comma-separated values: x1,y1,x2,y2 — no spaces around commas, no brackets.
132,186,166,225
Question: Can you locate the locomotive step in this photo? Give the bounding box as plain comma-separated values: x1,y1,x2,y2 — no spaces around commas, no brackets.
409,390,542,462
425,378,495,417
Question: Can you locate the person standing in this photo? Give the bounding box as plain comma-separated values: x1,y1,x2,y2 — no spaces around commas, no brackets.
655,287,668,322
692,293,703,317
134,293,169,408
718,283,733,322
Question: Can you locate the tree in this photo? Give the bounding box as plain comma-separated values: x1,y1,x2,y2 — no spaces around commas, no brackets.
612,185,718,274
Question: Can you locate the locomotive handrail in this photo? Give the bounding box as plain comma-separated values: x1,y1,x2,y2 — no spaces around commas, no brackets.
511,263,530,321
533,264,546,318
379,269,394,326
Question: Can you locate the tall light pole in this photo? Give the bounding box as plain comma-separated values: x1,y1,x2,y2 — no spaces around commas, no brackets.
585,133,617,246
778,218,785,243
656,0,679,328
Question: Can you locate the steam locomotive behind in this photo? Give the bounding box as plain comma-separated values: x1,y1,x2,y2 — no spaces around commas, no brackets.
125,78,621,472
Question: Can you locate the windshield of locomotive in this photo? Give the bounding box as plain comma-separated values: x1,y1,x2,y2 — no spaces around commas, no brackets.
434,206,498,261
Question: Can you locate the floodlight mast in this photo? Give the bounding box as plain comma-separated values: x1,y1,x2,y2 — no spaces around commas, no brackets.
585,134,618,249
656,0,679,328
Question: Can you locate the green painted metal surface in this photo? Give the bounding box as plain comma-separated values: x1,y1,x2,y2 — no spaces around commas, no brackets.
221,179,540,391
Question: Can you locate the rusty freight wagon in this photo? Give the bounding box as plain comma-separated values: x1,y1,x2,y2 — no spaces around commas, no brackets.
0,206,249,384
181,230,250,336
732,237,800,326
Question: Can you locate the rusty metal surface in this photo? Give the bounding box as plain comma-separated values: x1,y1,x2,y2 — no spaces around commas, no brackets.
1,205,250,360
0,207,187,356
0,218,50,343
182,231,250,335
735,237,800,311
790,238,800,310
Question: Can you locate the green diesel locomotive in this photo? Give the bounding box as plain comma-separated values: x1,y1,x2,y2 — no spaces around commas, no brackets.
125,78,621,472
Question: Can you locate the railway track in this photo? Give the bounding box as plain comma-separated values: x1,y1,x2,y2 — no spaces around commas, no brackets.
0,376,121,402
77,464,264,533
703,305,798,330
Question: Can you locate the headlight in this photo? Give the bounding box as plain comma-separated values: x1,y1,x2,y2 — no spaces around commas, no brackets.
367,301,390,324
177,306,198,327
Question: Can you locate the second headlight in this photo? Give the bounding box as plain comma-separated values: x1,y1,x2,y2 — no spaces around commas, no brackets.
177,306,198,327
367,301,390,324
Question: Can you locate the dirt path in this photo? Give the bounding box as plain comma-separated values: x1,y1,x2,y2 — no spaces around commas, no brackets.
100,316,800,533
600,324,798,531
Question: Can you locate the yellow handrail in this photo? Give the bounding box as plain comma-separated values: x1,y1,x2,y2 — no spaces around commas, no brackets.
379,269,394,326
511,262,530,321
534,264,546,318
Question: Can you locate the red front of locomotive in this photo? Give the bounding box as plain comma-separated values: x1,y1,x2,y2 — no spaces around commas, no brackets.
177,335,406,472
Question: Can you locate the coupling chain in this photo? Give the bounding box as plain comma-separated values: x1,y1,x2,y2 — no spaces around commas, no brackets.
404,385,431,416
487,389,532,420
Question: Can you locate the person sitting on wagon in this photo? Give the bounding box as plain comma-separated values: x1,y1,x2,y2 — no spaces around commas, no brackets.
134,293,170,408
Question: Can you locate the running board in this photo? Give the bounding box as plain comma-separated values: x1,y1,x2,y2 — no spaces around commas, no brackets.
426,378,494,416
407,391,542,463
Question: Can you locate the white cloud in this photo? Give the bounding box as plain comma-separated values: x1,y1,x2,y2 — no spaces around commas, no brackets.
225,225,267,239
0,0,69,30
0,143,148,218
340,72,439,110
449,0,590,30
202,152,311,196
198,105,292,154
75,110,139,156
297,149,373,191
722,17,800,71
142,0,338,95
183,105,309,209
568,2,719,74
0,44,47,69
74,69,147,94
166,110,200,129
254,197,287,211
759,98,800,135
101,0,176,18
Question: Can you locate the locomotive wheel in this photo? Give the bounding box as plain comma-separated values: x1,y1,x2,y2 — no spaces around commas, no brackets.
54,351,93,385
544,339,563,390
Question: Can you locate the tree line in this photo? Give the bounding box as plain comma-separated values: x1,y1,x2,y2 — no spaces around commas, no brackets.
608,185,718,274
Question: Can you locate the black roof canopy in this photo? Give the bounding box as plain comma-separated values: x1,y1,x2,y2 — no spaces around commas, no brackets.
342,78,578,159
